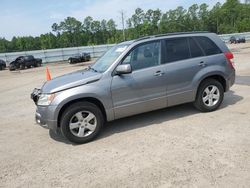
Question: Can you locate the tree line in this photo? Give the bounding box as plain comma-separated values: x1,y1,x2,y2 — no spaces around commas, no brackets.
0,0,250,53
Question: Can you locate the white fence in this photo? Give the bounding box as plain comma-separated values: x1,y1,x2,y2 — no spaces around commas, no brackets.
218,32,250,43
0,44,115,65
0,32,250,65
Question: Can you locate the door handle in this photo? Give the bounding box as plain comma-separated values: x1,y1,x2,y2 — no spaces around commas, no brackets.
154,71,165,76
199,61,206,67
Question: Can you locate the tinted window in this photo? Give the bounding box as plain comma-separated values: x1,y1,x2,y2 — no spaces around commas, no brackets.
25,56,34,60
195,36,221,56
164,38,190,63
188,38,204,58
122,41,160,71
17,57,24,61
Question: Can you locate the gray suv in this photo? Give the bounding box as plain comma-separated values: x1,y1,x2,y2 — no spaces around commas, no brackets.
31,32,235,144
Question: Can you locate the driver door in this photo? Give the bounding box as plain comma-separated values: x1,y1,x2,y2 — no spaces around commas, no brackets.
111,41,167,119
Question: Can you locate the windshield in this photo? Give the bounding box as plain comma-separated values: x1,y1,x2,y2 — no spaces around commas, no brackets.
91,44,128,73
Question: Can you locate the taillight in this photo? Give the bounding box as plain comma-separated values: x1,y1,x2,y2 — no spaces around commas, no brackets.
224,52,235,69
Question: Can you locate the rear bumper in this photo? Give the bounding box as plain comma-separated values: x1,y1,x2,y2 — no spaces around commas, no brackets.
225,70,235,91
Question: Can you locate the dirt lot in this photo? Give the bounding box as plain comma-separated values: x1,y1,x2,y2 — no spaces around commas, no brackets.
0,43,250,188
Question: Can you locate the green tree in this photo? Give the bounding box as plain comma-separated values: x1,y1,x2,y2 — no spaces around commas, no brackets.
198,3,209,30
40,33,57,49
107,19,117,43
208,2,222,33
1,1,250,53
83,16,93,44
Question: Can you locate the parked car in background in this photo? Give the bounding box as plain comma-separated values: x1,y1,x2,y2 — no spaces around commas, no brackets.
9,55,42,71
0,59,6,70
68,53,91,64
229,35,246,44
31,32,235,144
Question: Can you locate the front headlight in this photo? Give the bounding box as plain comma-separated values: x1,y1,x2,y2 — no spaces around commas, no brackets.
37,93,55,106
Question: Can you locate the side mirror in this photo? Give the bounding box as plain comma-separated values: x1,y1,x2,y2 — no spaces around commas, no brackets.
115,64,132,75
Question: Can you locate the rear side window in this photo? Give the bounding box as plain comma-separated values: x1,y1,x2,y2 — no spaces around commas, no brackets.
164,38,190,63
194,36,222,56
188,38,204,58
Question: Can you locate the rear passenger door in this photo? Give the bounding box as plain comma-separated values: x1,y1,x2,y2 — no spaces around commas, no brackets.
162,37,206,106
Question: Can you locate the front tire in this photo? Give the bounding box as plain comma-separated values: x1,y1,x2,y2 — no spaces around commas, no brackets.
20,64,25,70
60,102,104,144
194,79,224,112
9,65,17,71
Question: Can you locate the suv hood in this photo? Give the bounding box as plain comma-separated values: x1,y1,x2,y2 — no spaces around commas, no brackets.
41,69,102,93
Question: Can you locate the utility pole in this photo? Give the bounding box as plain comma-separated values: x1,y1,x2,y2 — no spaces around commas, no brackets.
119,10,126,41
216,17,219,34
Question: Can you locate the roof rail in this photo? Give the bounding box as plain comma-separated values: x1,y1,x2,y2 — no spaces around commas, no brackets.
134,31,210,42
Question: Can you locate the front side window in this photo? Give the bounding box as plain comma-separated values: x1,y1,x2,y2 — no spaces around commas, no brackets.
164,38,190,63
122,41,161,71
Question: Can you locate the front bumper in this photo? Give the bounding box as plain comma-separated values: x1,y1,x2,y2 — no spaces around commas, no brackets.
35,105,58,132
31,88,58,132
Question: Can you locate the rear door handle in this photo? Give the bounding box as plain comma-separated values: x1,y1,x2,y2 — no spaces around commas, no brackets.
154,71,165,77
199,61,206,67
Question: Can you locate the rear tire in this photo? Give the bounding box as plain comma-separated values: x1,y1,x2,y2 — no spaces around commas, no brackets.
60,102,104,144
194,79,224,112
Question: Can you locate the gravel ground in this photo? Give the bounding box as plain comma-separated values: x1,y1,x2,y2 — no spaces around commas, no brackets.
0,43,250,188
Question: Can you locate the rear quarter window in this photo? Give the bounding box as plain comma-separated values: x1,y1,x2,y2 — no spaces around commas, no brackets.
194,36,222,56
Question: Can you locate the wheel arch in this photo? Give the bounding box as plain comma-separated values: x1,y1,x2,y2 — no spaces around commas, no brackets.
57,97,107,128
196,74,226,99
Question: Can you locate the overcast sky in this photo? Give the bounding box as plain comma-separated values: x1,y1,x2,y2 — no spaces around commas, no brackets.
0,0,226,40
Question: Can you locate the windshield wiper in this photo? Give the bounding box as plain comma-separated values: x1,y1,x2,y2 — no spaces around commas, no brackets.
87,66,98,72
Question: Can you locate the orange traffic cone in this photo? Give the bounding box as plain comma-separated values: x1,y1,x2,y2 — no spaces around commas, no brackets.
46,66,51,81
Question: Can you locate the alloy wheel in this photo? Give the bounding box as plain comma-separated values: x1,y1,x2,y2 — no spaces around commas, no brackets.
202,85,220,107
69,111,97,137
